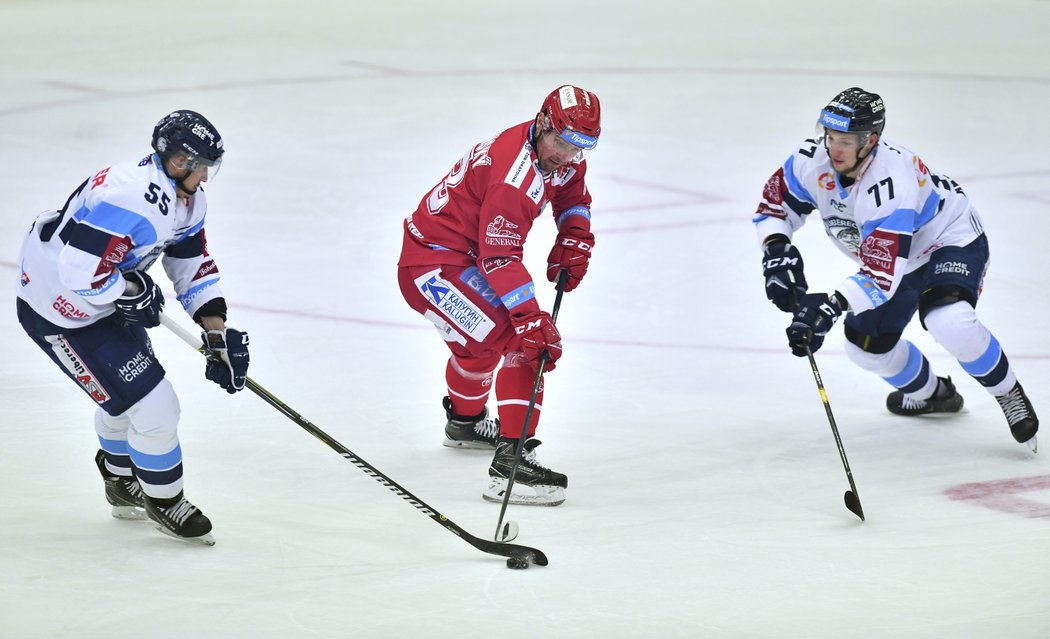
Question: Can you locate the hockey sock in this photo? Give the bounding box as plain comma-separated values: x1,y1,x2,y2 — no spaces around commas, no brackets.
495,353,544,439
446,355,497,417
845,339,937,400
125,379,184,499
925,302,1017,396
95,408,135,477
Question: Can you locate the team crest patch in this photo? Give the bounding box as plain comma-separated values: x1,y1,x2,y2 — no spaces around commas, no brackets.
823,216,861,256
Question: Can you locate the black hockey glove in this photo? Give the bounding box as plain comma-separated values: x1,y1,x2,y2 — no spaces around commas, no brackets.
787,293,843,356
203,328,250,393
762,238,807,313
114,271,165,327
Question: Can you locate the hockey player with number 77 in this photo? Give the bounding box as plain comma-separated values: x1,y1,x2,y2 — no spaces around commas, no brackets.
15,110,251,544
398,85,601,506
754,87,1039,452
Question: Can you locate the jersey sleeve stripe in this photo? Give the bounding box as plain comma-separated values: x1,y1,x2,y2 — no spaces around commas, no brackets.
556,206,591,227
176,280,219,310
74,201,158,246
500,282,536,310
783,156,817,206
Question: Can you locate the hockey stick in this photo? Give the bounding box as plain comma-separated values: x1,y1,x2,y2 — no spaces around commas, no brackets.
802,343,865,521
788,289,864,521
493,269,569,540
158,313,548,566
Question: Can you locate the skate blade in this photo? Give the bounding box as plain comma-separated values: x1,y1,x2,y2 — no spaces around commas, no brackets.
442,438,496,450
1025,435,1038,454
111,505,147,521
483,478,565,507
152,524,216,546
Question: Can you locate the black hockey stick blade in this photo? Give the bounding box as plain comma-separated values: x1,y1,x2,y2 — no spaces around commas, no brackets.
157,313,548,565
844,490,865,521
466,534,549,566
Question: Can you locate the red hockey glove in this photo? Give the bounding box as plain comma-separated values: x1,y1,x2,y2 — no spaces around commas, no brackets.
511,310,562,372
546,228,594,292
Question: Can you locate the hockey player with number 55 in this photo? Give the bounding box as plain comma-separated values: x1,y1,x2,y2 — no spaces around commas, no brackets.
754,87,1039,452
15,110,251,544
398,85,601,506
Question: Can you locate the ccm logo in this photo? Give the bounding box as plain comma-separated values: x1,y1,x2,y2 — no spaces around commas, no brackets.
765,256,799,267
514,319,543,334
561,238,592,251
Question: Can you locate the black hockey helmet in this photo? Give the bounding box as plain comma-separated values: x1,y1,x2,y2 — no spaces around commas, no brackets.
151,110,224,169
817,87,886,137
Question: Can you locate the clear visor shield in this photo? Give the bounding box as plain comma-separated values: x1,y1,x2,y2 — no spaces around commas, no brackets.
544,117,598,162
817,126,871,153
171,153,222,182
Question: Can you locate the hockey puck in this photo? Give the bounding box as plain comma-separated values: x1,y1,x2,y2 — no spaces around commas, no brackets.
506,556,530,570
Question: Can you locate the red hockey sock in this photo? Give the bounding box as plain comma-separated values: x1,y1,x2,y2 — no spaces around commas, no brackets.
495,354,543,438
445,355,496,417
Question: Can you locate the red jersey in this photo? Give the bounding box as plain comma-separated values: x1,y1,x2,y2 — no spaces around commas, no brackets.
399,121,592,316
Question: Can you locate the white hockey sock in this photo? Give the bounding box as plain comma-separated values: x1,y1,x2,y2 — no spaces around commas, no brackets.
845,339,937,400
925,302,1017,396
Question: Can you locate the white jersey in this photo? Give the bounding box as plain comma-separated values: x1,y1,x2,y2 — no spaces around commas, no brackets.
16,153,224,329
753,136,984,314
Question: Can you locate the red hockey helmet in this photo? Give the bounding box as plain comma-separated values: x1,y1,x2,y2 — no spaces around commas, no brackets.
540,85,601,160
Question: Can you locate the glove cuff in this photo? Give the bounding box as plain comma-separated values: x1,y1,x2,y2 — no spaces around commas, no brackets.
762,234,791,252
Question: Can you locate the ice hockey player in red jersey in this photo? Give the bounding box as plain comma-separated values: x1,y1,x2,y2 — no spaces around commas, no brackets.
398,85,601,506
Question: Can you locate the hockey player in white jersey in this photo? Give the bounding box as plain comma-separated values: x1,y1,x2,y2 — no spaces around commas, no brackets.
15,110,251,544
753,87,1039,452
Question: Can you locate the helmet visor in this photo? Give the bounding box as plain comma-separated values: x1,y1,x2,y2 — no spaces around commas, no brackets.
544,117,598,162
171,153,222,182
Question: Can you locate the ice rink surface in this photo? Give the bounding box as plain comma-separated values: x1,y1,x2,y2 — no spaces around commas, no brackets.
2,1,1049,637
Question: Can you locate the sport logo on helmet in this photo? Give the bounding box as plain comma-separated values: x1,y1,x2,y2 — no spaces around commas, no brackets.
191,123,216,143
558,86,577,109
563,130,597,150
819,111,851,131
870,98,885,113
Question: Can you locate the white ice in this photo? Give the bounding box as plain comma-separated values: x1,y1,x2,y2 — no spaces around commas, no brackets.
1,1,1049,637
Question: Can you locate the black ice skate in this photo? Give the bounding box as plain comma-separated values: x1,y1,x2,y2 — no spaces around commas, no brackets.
483,437,567,507
94,449,146,520
996,382,1039,453
887,376,964,416
442,396,499,450
144,491,215,546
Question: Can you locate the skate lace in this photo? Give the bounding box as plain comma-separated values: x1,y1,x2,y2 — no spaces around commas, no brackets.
165,499,199,525
997,390,1031,426
523,445,550,470
900,395,927,411
475,418,499,440
123,479,144,499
